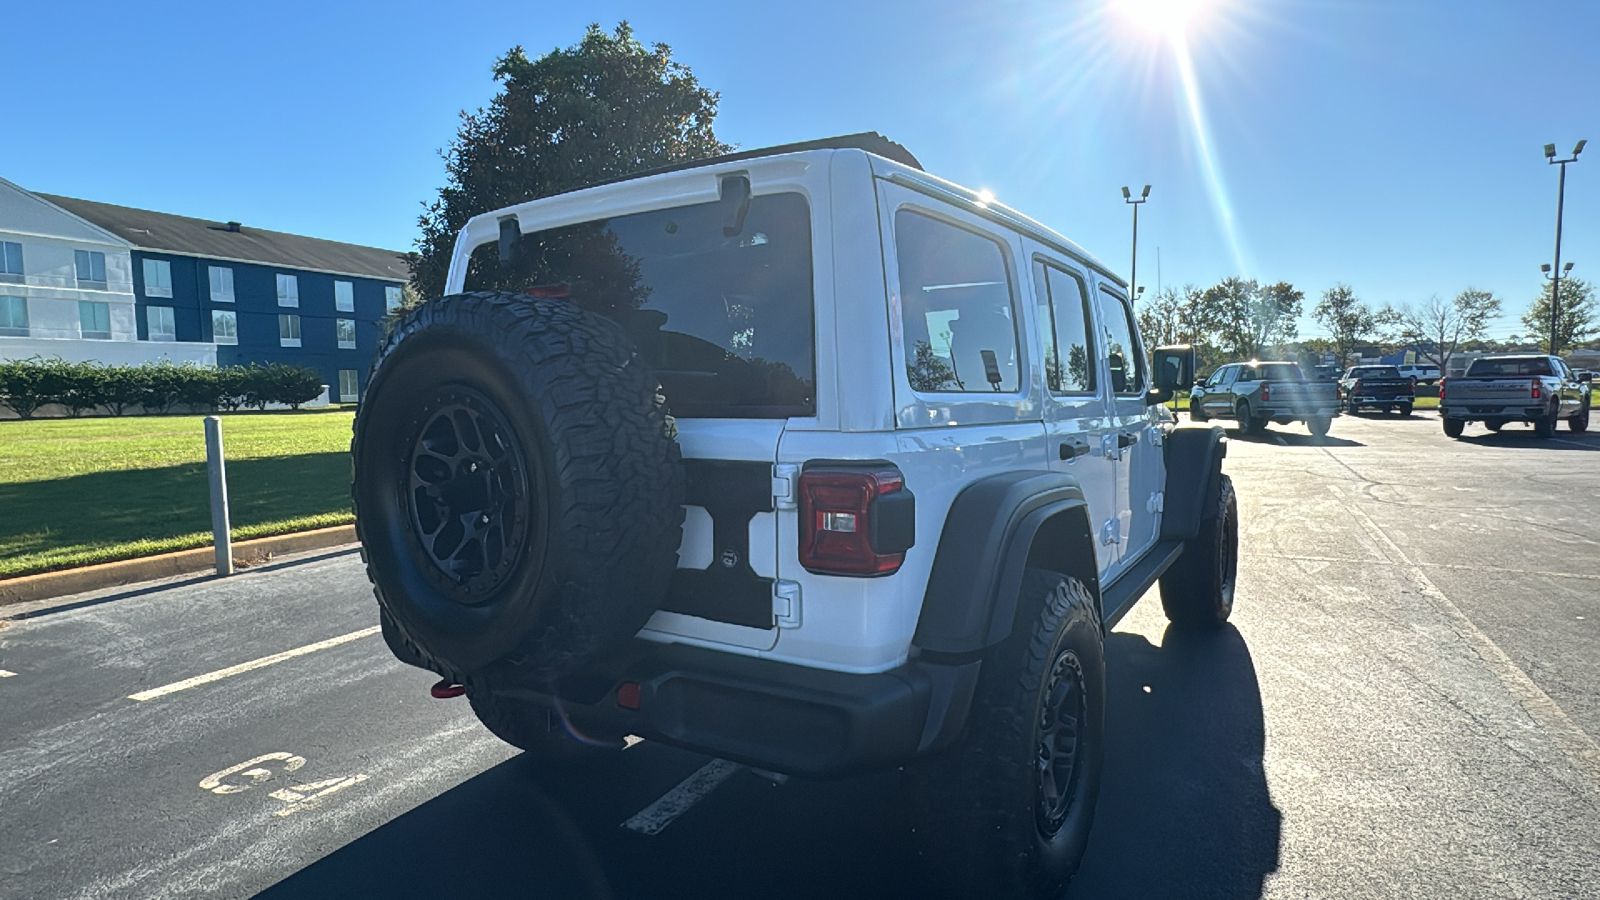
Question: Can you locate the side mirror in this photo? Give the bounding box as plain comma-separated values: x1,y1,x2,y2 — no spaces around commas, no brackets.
498,216,520,264
1146,344,1196,405
1581,371,1593,383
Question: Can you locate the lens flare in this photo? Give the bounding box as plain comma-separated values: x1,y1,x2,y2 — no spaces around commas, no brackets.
1115,0,1207,38
1170,32,1250,274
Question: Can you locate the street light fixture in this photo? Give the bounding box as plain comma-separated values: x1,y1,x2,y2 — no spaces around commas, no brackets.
1544,139,1585,354
1122,184,1151,301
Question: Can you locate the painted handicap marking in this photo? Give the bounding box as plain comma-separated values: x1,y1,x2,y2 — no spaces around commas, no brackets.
200,752,366,816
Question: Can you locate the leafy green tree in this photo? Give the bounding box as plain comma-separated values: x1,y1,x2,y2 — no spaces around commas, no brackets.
0,358,52,419
1312,283,1378,370
411,22,733,300
1523,277,1597,353
138,361,186,415
102,365,147,416
1391,289,1501,376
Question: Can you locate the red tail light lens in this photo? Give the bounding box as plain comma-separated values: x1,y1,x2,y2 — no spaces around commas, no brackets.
798,466,915,576
1439,378,1446,400
1532,378,1541,399
1260,382,1271,401
1353,378,1363,393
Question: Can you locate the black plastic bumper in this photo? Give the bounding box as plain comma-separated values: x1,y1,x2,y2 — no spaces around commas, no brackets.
547,642,981,778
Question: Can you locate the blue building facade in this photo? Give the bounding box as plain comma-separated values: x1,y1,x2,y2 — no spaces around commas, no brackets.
40,194,408,403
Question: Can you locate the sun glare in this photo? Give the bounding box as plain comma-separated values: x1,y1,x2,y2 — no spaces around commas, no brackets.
1115,0,1208,38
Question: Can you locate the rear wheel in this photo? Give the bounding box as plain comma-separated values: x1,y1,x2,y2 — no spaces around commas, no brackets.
1238,401,1266,435
1442,417,1465,438
1346,400,1361,415
1160,474,1238,628
1398,404,1414,417
906,570,1105,900
1570,396,1591,433
1534,402,1559,438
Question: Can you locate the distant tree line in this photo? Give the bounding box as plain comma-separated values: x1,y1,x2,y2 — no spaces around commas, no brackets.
1139,275,1599,374
0,359,327,420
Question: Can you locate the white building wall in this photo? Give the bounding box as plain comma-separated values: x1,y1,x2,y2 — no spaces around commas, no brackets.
1,176,214,365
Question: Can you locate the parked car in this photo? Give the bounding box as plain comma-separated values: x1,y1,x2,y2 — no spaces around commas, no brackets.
1189,360,1341,436
1438,354,1591,438
1339,364,1415,415
348,134,1238,898
1396,363,1442,385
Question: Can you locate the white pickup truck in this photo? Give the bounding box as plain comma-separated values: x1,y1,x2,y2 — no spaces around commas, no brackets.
1438,354,1592,438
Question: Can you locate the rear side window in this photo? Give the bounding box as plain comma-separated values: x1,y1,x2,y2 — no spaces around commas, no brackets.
1095,288,1144,394
465,193,815,418
1257,363,1305,382
1033,261,1096,394
895,210,1019,394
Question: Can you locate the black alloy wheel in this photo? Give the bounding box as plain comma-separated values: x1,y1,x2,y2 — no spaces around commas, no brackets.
1036,649,1088,835
405,387,535,603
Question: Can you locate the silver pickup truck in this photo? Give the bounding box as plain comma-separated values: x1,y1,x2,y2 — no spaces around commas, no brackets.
1439,354,1592,438
1189,360,1341,436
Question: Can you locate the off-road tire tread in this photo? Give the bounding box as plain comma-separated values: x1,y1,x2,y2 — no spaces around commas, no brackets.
351,290,684,682
906,570,1104,899
1159,473,1237,628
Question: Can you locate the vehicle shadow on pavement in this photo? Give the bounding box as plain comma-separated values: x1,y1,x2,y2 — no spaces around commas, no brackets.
1067,624,1281,899
253,625,1279,900
1453,429,1600,450
1224,428,1364,448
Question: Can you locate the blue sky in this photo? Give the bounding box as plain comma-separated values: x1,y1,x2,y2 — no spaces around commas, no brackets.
6,0,1597,339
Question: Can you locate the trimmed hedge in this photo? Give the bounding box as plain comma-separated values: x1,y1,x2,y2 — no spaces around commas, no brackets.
0,358,326,419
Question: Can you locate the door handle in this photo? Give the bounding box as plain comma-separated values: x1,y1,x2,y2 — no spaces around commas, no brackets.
1060,440,1091,460
1118,431,1139,449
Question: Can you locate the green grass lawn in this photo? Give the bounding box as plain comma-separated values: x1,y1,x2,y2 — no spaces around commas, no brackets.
0,410,355,578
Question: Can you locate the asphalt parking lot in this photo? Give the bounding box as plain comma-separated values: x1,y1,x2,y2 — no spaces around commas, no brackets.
1,410,1597,899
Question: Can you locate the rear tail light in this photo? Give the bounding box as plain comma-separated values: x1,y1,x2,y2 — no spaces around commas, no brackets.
1439,378,1446,400
1260,382,1271,401
798,465,915,576
1532,378,1541,399
1352,378,1363,393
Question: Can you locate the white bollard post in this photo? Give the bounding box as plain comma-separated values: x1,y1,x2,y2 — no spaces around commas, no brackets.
204,416,234,576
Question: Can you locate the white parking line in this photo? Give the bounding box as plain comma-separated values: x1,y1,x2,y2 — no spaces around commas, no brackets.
622,759,744,835
127,626,381,702
1551,437,1598,450
0,670,16,678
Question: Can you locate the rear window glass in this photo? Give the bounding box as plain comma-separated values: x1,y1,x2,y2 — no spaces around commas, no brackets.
1351,366,1401,378
465,193,815,418
1245,362,1305,382
1466,357,1554,377
894,210,1020,394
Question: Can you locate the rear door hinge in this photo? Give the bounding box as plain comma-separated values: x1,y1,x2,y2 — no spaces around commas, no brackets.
773,580,802,628
772,463,800,510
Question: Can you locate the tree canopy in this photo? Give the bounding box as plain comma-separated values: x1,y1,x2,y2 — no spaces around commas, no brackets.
1522,277,1597,353
410,23,733,299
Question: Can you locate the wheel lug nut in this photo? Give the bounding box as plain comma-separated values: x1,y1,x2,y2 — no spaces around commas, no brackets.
480,515,490,524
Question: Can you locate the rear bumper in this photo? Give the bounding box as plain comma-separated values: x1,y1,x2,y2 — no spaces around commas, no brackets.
1261,403,1341,419
517,642,981,778
1440,405,1545,420
1346,394,1411,405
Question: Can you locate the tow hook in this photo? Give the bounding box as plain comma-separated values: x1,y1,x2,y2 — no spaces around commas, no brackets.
430,679,466,699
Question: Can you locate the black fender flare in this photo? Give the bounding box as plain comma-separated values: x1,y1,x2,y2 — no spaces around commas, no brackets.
912,471,1099,658
1161,425,1228,542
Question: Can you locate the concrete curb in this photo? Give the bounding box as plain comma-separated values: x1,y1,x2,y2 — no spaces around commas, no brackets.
0,526,359,608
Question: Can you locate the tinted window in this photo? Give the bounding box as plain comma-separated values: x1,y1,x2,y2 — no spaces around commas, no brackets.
1467,357,1554,377
1033,261,1095,394
1095,288,1143,394
1257,362,1306,381
466,193,815,418
896,210,1018,394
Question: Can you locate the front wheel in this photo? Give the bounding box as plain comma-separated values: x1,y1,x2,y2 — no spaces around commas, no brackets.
1442,417,1465,438
1160,474,1238,628
1189,400,1209,422
1570,396,1591,433
1307,417,1332,437
905,570,1105,900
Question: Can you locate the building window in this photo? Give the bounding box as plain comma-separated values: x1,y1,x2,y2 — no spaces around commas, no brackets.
147,306,176,342
212,309,238,344
2,241,25,278
339,369,359,403
79,301,111,339
75,250,107,286
336,317,356,349
142,258,173,298
335,280,354,312
0,295,27,336
277,274,299,307
385,285,402,311
209,266,235,302
279,313,301,347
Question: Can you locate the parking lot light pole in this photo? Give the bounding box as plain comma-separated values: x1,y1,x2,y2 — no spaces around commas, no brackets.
1544,140,1585,355
1122,185,1150,301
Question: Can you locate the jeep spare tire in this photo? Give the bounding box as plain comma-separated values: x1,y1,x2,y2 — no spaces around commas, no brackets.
352,291,684,680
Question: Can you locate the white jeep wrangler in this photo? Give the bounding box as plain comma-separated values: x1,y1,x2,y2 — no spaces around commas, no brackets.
352,133,1237,897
